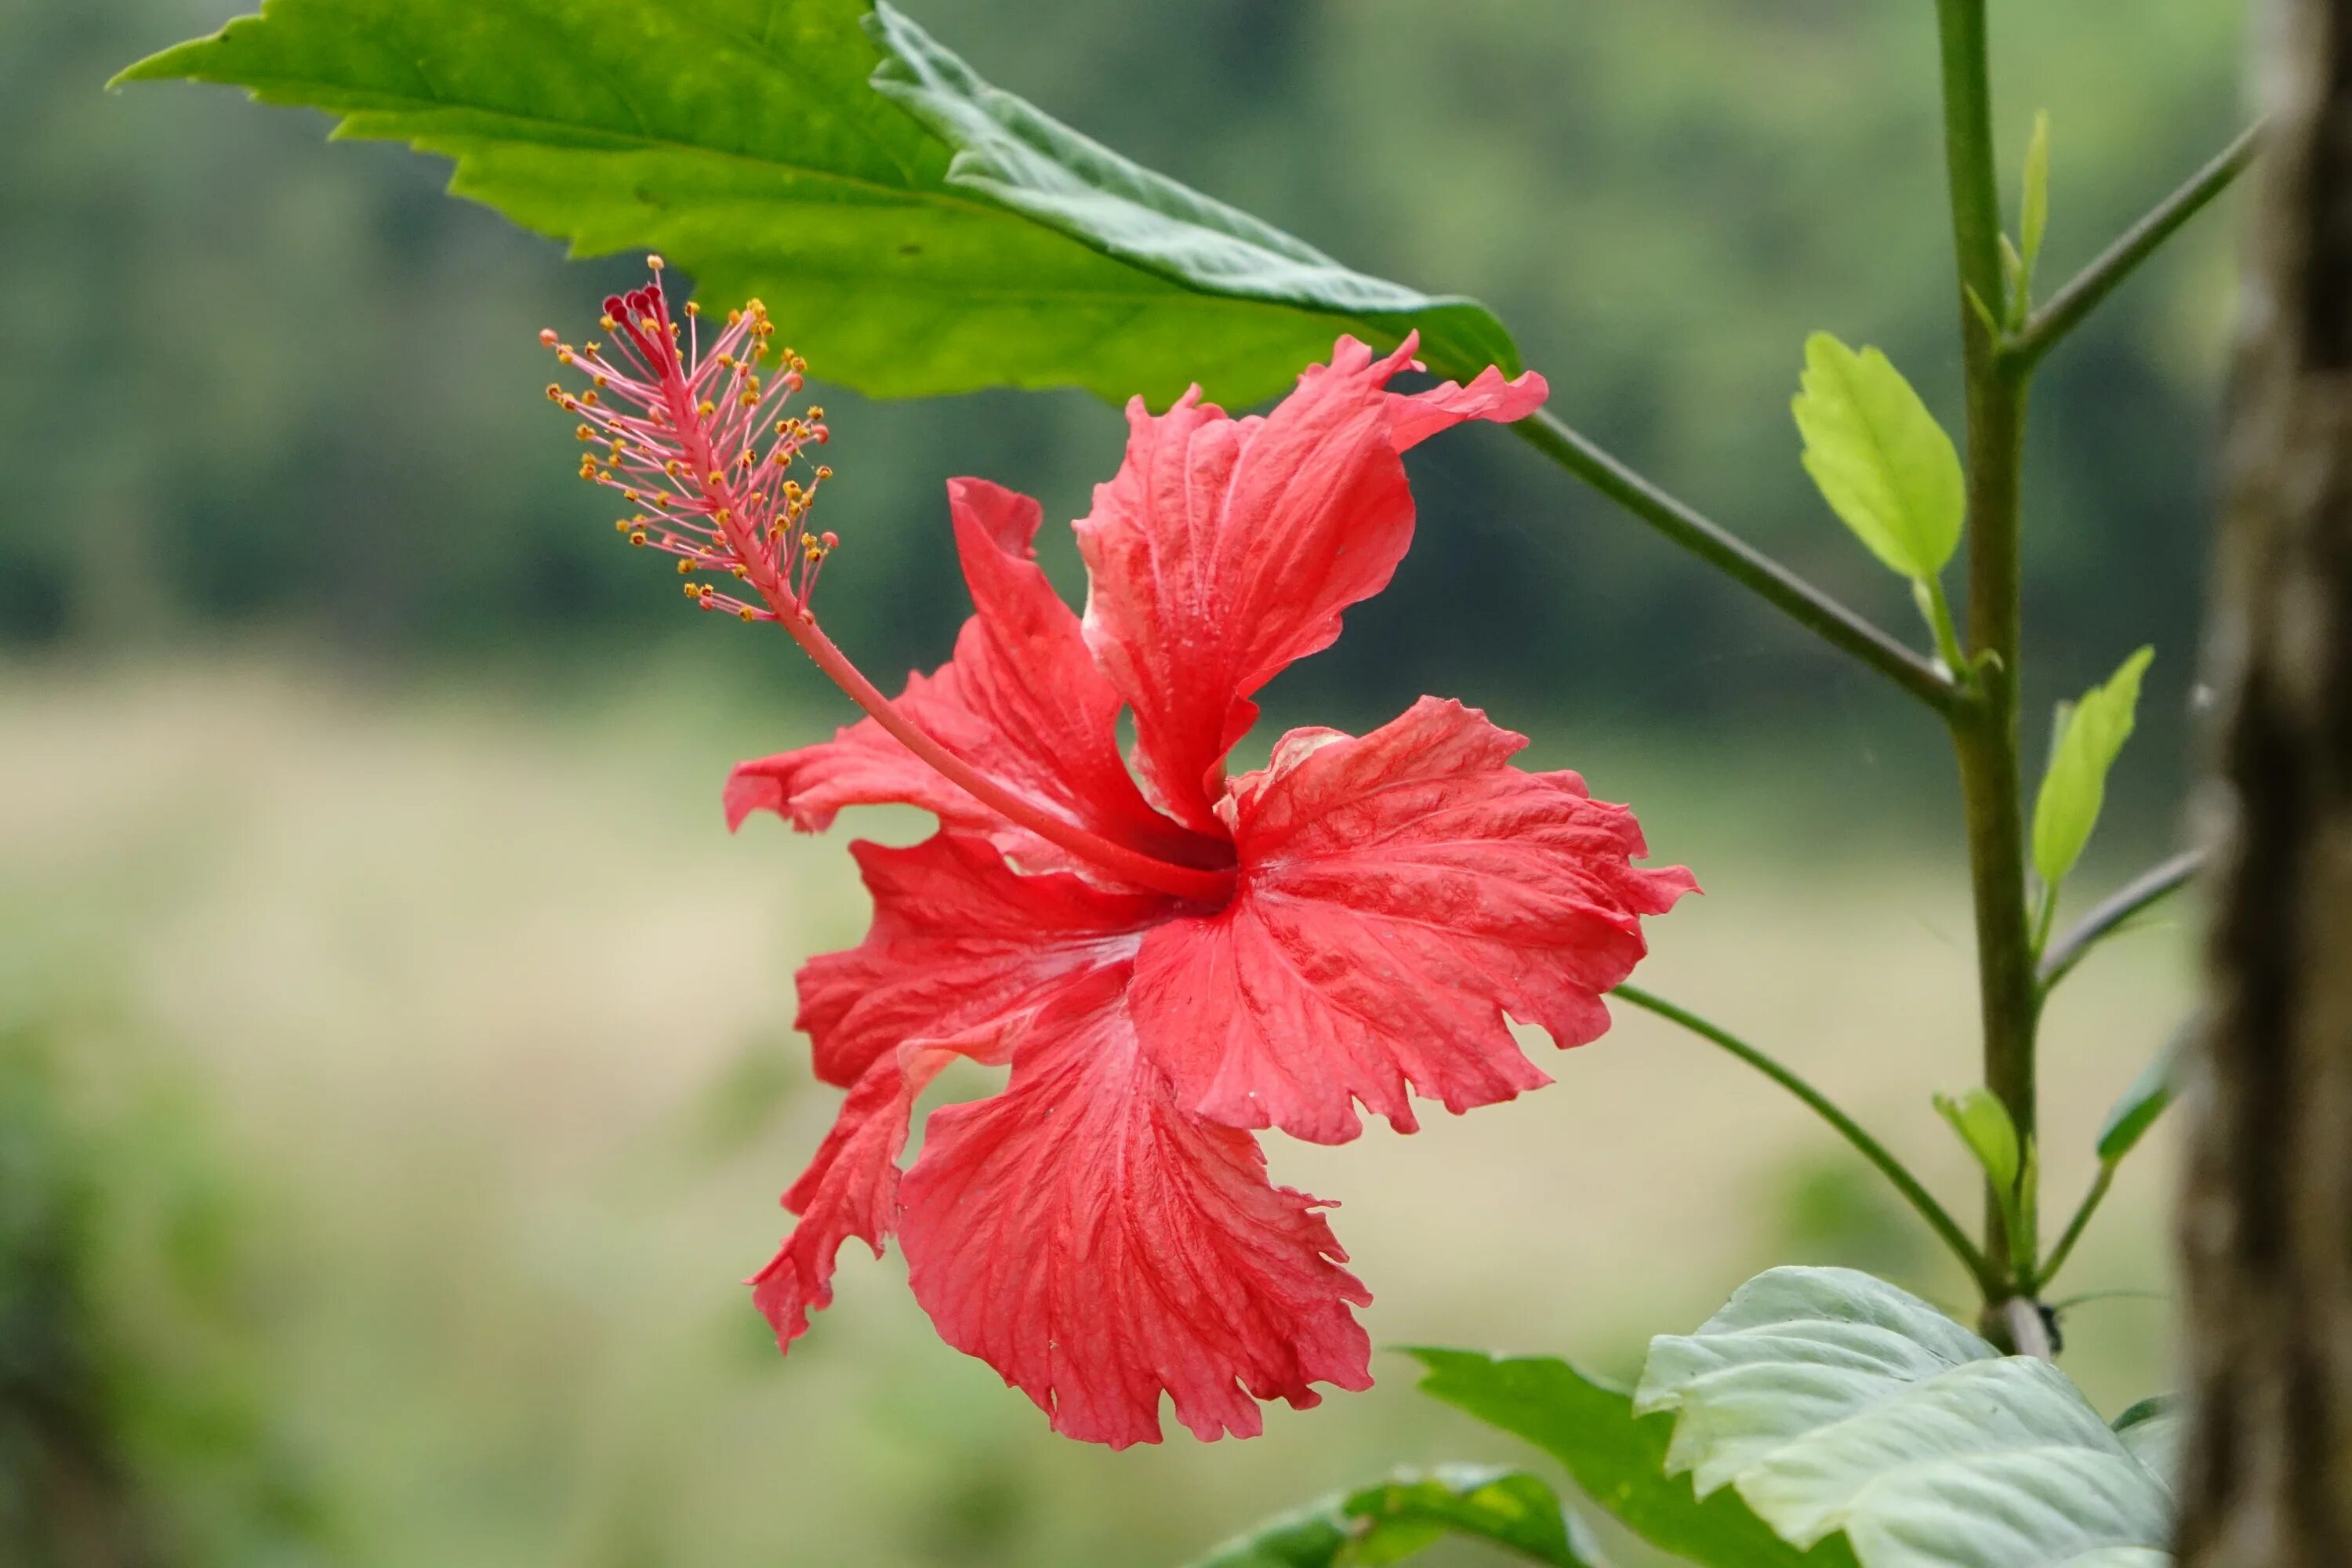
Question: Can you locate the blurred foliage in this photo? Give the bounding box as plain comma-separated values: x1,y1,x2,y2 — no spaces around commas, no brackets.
14,2,2239,763
0,996,336,1567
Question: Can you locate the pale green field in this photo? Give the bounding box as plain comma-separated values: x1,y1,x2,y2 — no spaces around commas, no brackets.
1,655,2195,1567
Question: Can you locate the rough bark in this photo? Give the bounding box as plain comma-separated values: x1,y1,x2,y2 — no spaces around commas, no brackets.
2178,0,2352,1563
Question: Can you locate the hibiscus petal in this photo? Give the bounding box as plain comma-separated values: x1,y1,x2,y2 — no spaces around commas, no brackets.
750,1038,961,1349
898,970,1373,1450
1128,696,1696,1145
1074,335,1545,831
796,833,1171,1089
728,477,1220,876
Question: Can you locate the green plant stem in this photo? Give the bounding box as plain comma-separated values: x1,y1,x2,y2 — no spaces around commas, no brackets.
2000,124,2263,372
1511,410,1960,712
1935,0,2041,1322
2035,1162,2115,1290
1613,983,2000,1297
2036,849,2205,997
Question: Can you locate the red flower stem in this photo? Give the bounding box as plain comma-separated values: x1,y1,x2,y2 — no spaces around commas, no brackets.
771,609,1235,905
627,287,1232,904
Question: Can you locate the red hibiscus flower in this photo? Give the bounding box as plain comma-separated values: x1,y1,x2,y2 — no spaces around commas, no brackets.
545,265,1694,1449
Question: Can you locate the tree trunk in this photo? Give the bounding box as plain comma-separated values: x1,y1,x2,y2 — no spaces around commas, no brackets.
2177,0,2352,1563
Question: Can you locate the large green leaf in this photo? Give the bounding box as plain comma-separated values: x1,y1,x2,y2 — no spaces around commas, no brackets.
1409,1348,1855,1568
1187,1466,1595,1568
1634,1267,2174,1567
1791,333,1965,582
864,3,1516,387
2033,648,2155,891
116,0,1513,405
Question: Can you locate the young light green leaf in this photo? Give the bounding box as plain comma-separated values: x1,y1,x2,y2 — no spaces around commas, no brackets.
1186,1466,1594,1568
2096,1023,2188,1163
1933,1087,2023,1198
2021,111,2053,278
2033,647,2157,891
1408,1348,1854,1568
116,0,1512,406
1635,1268,2176,1566
1792,335,1966,582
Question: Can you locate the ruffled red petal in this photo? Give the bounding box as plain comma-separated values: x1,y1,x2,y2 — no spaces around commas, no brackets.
726,477,1220,877
796,833,1171,1089
750,1039,963,1349
898,971,1373,1449
1128,697,1696,1145
1073,336,1545,833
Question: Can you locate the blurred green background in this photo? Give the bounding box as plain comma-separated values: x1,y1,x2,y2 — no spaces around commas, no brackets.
3,1,2235,1563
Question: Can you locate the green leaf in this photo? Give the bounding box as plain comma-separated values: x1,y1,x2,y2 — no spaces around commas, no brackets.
1408,1348,1855,1568
2096,1025,2187,1163
2033,647,2156,891
1186,1466,1595,1568
1933,1088,2022,1198
117,0,1512,406
2021,111,2053,278
2112,1397,2181,1494
864,2,1518,390
1635,1267,2175,1567
1792,334,1966,582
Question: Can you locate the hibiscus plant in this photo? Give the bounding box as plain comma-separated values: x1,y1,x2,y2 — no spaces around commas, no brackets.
119,2,2251,1564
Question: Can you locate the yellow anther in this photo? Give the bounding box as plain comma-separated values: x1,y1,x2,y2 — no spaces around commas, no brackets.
622,489,641,503
647,254,665,270
593,373,609,388
545,383,565,401
599,314,618,332
585,341,602,353
557,348,575,365
696,400,716,418
731,564,748,579
615,519,633,533
815,466,833,481
684,301,701,318
706,471,725,487
677,559,695,575
684,581,702,598
740,392,758,407
665,460,682,477
640,317,659,334
629,530,648,546
737,608,756,622
580,391,600,406
575,425,594,441
805,405,824,419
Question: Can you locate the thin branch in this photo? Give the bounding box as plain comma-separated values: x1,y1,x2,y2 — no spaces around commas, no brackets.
2035,1162,2115,1290
2037,849,2205,995
2001,124,2263,372
1512,411,1962,713
1613,983,2001,1297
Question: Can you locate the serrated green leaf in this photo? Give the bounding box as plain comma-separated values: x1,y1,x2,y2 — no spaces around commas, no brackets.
1187,1465,1594,1568
1635,1267,2174,1567
863,2,1517,389
1792,334,1965,581
2096,1025,2187,1163
117,0,1512,406
2033,648,2156,891
1933,1088,2023,1198
2021,111,2053,278
1408,1348,1854,1568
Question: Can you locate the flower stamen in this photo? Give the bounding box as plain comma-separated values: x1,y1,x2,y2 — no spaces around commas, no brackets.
543,264,1233,905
